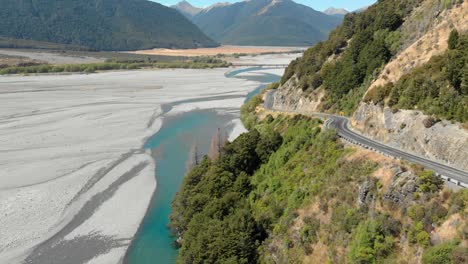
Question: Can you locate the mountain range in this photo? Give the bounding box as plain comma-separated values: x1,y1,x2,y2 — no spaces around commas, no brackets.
173,0,343,46
0,0,218,51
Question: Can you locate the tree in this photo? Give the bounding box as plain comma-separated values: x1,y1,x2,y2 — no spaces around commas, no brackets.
461,66,468,95
448,29,459,50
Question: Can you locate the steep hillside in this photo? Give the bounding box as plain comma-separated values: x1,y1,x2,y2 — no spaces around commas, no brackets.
0,0,218,51
192,0,342,46
170,1,468,263
272,0,467,170
172,0,203,19
171,104,468,263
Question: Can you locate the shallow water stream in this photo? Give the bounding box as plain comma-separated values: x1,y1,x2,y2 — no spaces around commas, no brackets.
125,68,280,264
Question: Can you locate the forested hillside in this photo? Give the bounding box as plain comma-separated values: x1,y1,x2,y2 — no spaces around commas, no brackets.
0,0,218,51
280,0,465,121
171,1,468,262
281,0,424,114
191,0,342,46
171,96,468,263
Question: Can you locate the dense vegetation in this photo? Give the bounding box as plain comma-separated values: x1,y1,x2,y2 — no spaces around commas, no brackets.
171,95,467,263
281,0,462,115
191,0,342,46
0,57,231,75
365,31,468,123
0,37,91,51
0,0,217,51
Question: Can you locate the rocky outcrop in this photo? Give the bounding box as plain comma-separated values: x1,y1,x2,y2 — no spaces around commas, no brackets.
352,102,468,171
358,178,377,208
384,169,419,207
272,76,324,113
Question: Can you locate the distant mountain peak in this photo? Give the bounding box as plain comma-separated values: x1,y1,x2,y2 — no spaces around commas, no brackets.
324,7,349,16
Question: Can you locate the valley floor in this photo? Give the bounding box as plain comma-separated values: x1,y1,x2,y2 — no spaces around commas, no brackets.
130,45,304,57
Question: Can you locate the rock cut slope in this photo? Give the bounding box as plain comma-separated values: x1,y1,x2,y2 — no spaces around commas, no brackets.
272,0,468,171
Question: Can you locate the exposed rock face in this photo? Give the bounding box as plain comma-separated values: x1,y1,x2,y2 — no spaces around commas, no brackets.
352,102,468,171
271,0,468,173
352,2,468,172
272,76,324,113
358,178,377,208
384,169,419,207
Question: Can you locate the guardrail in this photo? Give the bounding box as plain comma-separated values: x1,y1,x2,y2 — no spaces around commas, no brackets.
336,130,468,189
267,92,468,189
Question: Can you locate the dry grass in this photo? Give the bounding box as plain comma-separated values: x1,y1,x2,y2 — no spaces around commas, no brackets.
129,45,298,57
365,1,468,96
296,201,332,226
256,107,298,120
303,242,330,264
0,54,43,67
433,213,466,244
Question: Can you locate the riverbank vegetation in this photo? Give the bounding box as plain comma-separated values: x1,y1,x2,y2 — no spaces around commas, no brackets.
0,56,231,75
365,30,468,123
170,96,467,263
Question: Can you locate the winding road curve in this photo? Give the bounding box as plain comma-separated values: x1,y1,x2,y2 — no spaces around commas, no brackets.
264,90,468,188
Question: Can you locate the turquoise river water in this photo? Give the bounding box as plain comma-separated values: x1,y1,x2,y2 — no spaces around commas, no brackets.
125,68,280,264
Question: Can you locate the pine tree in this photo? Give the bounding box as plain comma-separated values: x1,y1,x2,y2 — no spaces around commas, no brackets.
461,66,468,95
448,29,459,50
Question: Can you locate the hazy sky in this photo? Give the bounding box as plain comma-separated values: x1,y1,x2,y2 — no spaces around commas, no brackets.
153,0,377,12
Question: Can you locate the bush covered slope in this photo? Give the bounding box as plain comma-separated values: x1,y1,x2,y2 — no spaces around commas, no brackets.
171,97,468,263
0,0,218,51
192,0,342,46
281,0,424,114
280,0,465,120
365,30,468,123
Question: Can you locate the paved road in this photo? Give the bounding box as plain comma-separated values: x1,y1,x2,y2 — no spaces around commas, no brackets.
264,90,468,188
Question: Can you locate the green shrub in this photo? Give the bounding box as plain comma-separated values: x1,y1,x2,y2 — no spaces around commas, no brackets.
240,95,263,130
422,241,459,264
418,170,443,193
408,205,425,222
349,219,395,263
383,33,468,122
300,217,320,245
448,29,459,50
364,83,394,103
448,189,468,215
416,231,431,247
408,222,431,247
